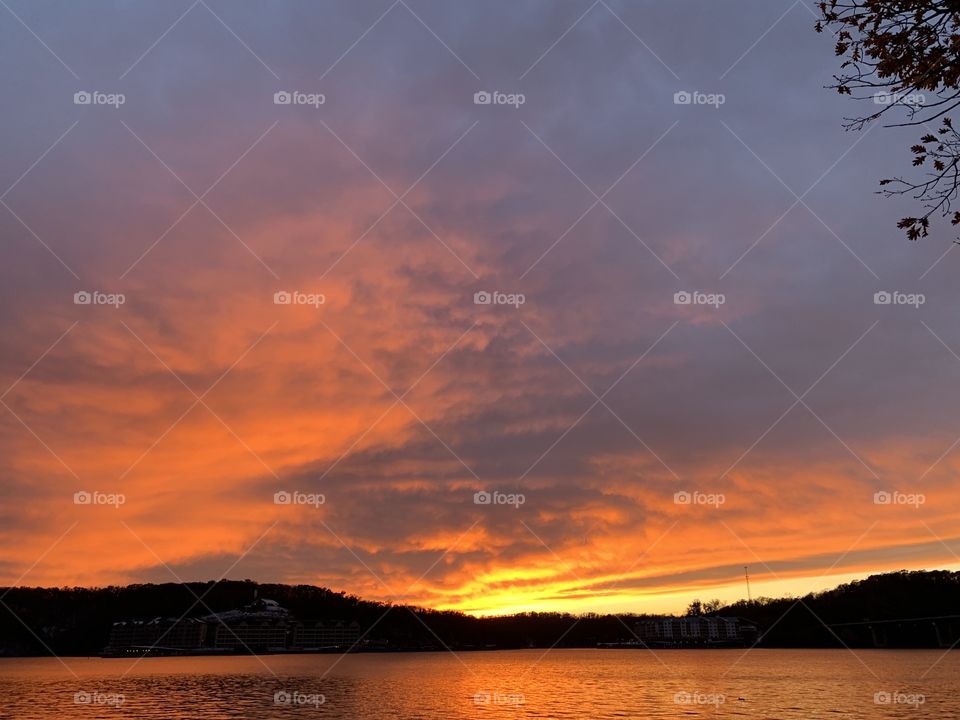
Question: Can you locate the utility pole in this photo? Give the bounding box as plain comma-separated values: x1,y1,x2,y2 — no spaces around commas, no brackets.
744,566,752,602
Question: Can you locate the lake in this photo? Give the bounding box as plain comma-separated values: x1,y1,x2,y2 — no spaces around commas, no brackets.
0,649,955,718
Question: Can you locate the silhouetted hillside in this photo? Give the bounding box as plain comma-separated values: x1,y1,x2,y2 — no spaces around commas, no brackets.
1,570,958,656
716,570,960,647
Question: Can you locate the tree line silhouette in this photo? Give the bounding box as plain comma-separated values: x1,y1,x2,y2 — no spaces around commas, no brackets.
1,570,958,655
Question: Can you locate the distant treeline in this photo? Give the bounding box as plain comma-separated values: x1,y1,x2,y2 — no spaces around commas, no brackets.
1,570,959,656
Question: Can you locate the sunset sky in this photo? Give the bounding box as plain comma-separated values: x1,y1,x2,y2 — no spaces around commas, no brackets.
2,0,959,616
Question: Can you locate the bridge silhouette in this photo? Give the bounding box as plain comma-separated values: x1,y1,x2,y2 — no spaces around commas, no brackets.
828,615,960,648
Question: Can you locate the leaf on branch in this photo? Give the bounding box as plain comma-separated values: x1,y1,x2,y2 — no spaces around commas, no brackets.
897,217,929,241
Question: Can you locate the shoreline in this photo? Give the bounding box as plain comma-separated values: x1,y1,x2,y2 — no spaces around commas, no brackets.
0,646,946,661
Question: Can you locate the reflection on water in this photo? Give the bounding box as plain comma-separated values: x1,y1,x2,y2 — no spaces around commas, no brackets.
0,649,955,718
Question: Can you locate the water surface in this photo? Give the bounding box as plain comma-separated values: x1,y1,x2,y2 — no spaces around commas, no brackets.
0,649,956,718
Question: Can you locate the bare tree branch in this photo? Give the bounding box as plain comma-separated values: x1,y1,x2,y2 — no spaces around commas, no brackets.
818,0,960,240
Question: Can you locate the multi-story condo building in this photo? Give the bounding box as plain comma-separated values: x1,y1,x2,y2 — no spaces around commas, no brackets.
105,617,207,654
292,620,361,648
104,597,362,655
635,616,758,646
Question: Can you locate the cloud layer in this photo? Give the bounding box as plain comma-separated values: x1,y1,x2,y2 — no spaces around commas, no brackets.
1,0,959,614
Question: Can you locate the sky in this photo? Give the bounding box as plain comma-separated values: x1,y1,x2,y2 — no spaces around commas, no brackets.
1,0,959,617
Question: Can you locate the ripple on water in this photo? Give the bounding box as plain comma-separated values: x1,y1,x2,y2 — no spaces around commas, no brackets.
0,649,955,719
